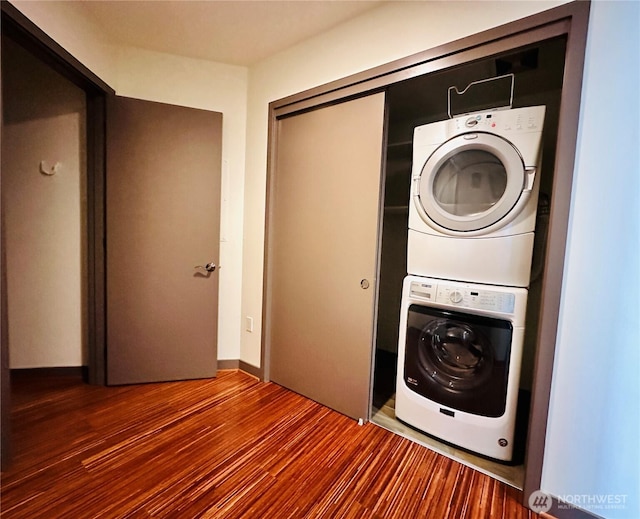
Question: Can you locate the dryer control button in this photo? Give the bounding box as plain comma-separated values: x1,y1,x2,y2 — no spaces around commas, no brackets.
465,117,479,127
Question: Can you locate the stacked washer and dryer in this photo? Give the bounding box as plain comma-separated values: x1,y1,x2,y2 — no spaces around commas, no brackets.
395,105,546,462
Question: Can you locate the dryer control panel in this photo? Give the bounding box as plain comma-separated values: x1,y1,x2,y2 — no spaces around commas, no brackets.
409,280,516,314
453,106,545,134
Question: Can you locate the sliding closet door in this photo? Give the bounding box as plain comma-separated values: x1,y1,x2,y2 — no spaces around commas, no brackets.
268,93,385,421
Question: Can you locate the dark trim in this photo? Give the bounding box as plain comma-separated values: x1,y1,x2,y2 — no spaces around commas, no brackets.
218,359,262,380
272,18,569,118
239,360,262,380
1,165,11,470
10,366,86,378
217,359,239,370
270,4,582,116
263,1,591,513
522,0,590,508
260,102,278,383
1,1,111,393
85,94,107,386
1,1,113,95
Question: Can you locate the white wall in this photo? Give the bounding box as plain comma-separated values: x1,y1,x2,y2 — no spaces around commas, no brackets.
541,2,640,518
2,37,86,368
241,0,568,367
11,1,249,363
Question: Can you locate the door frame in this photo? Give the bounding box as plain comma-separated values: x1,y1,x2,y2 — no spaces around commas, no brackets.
1,2,113,383
1,1,113,468
263,2,590,513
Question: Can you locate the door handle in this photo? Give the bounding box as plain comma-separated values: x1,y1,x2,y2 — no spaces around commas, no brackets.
195,262,217,273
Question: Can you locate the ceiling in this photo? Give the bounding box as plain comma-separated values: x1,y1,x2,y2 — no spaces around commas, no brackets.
75,0,386,67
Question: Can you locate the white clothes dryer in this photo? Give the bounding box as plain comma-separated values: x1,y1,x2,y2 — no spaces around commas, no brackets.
395,275,528,462
408,105,546,287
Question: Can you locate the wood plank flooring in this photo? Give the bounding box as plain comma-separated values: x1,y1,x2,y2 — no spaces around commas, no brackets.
1,370,539,518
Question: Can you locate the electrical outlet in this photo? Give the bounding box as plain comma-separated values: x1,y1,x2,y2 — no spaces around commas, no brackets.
246,316,254,333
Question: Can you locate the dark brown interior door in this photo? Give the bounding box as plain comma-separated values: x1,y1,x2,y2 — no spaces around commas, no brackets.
1,213,10,469
106,96,221,385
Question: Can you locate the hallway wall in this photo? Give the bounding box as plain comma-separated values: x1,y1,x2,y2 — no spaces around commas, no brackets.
10,1,248,363
2,36,86,368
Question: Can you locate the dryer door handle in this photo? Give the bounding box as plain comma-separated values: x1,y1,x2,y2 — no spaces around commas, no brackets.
524,167,537,192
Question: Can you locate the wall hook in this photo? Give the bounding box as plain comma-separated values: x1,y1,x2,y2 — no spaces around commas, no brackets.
40,160,61,176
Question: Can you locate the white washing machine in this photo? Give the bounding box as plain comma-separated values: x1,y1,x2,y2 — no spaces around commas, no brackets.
395,275,528,462
408,105,546,287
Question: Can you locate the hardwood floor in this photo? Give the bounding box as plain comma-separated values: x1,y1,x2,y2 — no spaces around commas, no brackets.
1,370,539,518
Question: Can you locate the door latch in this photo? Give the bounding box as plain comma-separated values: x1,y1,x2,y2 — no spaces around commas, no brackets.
195,262,217,273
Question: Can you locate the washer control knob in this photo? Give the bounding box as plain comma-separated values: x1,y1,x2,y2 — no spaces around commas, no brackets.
450,290,463,304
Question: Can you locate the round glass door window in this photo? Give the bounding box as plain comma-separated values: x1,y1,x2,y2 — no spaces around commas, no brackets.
432,150,507,217
417,133,527,232
403,304,514,417
418,319,493,391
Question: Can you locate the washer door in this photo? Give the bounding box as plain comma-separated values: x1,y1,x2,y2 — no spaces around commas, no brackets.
403,305,513,417
416,132,530,233
418,319,494,391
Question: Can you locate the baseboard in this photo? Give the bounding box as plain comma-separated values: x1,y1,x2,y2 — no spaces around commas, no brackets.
217,359,240,370
239,360,262,379
10,363,263,383
10,366,87,380
217,359,262,380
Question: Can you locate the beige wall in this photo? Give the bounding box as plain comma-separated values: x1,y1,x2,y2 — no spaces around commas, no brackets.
241,0,568,367
2,36,86,368
10,1,248,363
9,0,569,368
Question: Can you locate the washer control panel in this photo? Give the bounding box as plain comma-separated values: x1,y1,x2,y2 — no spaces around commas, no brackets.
410,280,516,314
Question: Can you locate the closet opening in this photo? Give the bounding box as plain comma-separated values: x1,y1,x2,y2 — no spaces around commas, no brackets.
372,36,567,488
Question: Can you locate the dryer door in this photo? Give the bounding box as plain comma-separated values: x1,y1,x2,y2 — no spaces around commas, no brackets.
416,132,531,233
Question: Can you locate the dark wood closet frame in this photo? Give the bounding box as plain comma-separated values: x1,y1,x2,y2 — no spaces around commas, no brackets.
263,2,590,515
1,1,113,468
